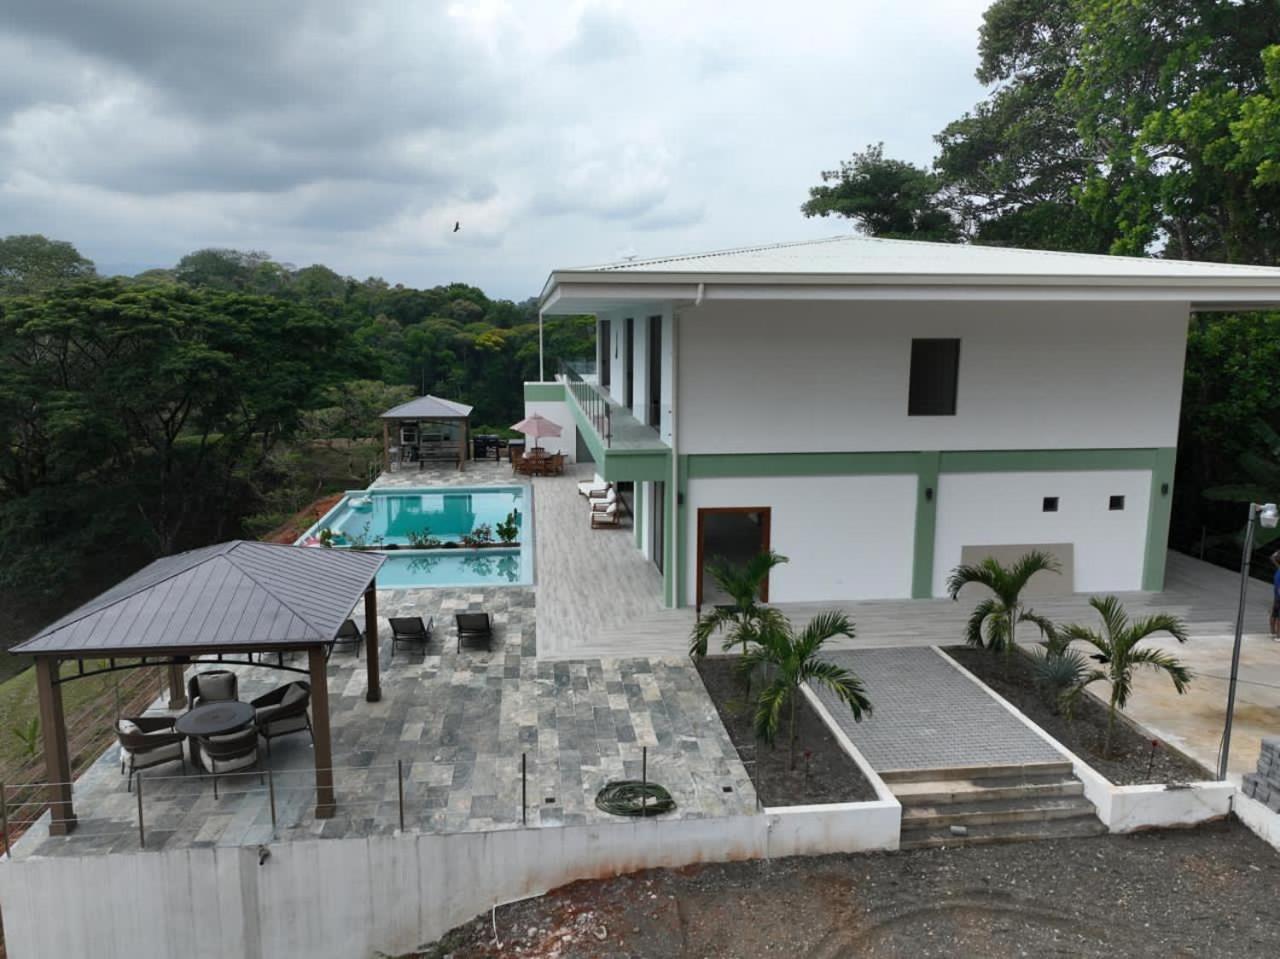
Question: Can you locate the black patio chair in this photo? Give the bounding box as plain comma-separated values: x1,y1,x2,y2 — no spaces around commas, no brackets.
388,616,434,659
187,669,239,708
455,612,493,652
116,716,185,792
251,681,313,755
196,727,262,799
330,618,363,658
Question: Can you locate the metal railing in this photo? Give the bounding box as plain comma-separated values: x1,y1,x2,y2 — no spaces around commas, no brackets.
1,744,752,856
560,359,612,447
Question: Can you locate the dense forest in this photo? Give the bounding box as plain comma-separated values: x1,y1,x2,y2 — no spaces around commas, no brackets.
0,234,592,651
803,0,1280,570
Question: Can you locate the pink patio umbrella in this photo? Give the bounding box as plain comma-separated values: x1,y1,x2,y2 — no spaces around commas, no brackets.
511,412,562,452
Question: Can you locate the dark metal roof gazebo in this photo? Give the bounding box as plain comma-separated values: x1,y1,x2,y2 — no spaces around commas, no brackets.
380,394,473,472
13,541,387,835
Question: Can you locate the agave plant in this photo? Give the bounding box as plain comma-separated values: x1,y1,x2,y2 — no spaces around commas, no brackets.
1059,595,1192,758
690,550,789,657
1027,644,1091,716
945,551,1061,658
737,611,870,770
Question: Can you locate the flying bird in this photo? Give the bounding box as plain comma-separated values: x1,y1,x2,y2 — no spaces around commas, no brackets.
453,221,460,233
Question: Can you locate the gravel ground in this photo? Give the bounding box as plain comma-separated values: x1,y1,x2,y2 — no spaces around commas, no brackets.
947,646,1211,785
414,820,1280,958
696,655,876,805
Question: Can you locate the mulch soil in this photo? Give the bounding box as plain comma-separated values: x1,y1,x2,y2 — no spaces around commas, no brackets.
946,646,1212,785
694,655,876,806
415,819,1280,958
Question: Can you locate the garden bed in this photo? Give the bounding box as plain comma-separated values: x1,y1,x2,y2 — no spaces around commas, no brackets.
695,656,876,806
946,646,1211,785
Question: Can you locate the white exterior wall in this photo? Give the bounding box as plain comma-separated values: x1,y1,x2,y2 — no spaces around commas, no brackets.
523,400,577,459
932,469,1152,595
677,300,1187,454
684,474,916,604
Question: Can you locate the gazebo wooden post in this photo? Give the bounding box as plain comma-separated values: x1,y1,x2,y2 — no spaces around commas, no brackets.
363,582,381,703
165,659,187,710
308,645,336,818
460,418,468,471
383,420,390,472
35,657,76,835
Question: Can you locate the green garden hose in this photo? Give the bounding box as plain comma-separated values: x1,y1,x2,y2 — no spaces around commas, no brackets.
594,780,676,817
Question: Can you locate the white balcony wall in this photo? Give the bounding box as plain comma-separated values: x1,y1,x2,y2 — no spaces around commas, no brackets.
676,300,1188,454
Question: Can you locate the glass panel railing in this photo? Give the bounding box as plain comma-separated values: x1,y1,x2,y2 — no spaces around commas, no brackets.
560,359,613,446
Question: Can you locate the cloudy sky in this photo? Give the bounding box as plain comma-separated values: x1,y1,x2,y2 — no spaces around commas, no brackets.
1,0,993,298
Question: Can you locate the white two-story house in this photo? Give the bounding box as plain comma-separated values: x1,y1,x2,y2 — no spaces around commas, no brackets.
524,235,1280,610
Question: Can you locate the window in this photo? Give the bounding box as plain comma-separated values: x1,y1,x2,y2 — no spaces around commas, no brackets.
1109,495,1125,511
908,339,960,416
1043,496,1059,512
598,319,611,387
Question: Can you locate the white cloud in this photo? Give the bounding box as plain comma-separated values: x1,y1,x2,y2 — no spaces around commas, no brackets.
0,0,993,296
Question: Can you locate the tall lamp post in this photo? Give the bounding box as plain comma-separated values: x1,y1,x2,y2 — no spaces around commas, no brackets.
1219,500,1279,780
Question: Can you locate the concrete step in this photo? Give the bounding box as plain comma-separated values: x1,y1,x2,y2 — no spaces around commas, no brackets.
880,760,1073,784
899,814,1108,850
901,795,1097,828
893,777,1084,807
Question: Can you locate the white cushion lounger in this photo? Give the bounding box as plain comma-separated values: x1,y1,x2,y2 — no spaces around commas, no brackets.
578,475,610,497
590,488,618,511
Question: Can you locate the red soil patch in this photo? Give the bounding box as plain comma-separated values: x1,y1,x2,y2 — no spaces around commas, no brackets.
261,492,345,544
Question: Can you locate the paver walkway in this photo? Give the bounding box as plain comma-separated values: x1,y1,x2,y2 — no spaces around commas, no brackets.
810,647,1061,773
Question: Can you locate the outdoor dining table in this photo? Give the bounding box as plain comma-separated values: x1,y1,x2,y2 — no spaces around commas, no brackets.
175,701,256,771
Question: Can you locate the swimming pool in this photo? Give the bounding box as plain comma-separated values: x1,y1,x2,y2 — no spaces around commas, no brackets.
296,486,532,587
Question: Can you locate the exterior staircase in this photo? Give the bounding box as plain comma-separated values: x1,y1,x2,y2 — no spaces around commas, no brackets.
887,760,1106,850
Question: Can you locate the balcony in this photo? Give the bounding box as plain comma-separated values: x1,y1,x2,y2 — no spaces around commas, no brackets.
559,360,668,453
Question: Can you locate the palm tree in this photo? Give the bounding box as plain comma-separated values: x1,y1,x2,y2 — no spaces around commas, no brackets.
1059,595,1191,758
690,550,789,657
945,551,1061,658
737,611,870,770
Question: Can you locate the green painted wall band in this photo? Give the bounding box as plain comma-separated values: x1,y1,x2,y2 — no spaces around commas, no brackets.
1142,447,1177,591
522,382,565,402
912,451,941,599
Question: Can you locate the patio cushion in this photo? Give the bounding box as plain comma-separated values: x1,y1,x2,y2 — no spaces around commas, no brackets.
263,713,309,736
281,684,308,709
197,673,236,702
117,719,141,736
200,745,257,773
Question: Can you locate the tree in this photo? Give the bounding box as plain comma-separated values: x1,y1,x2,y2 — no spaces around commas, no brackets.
801,144,960,240
738,611,870,770
946,551,1060,658
1059,595,1191,757
690,550,790,657
0,234,96,295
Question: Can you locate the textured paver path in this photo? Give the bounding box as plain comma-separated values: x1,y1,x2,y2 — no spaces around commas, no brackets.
810,647,1061,773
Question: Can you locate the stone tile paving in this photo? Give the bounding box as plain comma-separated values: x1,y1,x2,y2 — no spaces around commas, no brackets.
811,647,1062,773
17,583,755,858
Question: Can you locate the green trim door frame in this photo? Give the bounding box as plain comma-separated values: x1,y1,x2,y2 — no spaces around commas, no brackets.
912,452,941,599
1143,447,1177,591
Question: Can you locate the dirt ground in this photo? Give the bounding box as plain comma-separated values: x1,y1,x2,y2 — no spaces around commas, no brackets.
696,655,876,805
947,646,1211,785
415,820,1280,958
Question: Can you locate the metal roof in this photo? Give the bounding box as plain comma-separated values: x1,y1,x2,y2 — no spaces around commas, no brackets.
566,235,1280,279
380,394,473,419
14,541,385,656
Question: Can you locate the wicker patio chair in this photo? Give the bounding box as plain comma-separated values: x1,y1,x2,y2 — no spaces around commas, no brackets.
197,727,262,799
187,669,239,708
251,681,313,755
116,716,186,792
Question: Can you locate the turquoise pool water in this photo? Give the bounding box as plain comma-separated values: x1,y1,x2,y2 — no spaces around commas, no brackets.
297,486,532,587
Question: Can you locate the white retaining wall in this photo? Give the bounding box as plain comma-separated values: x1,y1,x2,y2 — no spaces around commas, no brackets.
0,804,899,959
